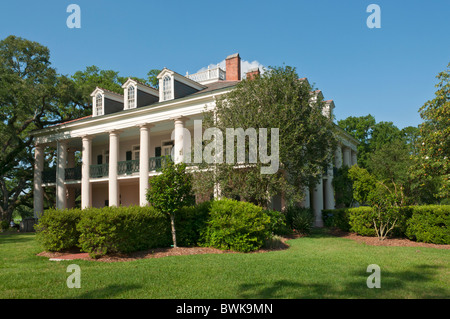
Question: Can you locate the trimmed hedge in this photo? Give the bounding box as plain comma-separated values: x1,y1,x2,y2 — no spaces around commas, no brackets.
322,205,449,244
174,201,211,247
35,208,82,251
200,199,271,252
406,205,450,244
77,206,172,258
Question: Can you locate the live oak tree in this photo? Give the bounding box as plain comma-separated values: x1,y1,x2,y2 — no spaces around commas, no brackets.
195,66,337,208
146,160,194,248
0,35,160,225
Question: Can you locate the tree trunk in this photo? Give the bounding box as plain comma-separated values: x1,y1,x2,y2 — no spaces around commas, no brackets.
170,214,177,248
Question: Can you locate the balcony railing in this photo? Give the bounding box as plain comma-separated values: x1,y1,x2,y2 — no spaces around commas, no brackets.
90,163,109,178
149,156,172,171
65,166,82,181
186,66,226,84
118,159,140,175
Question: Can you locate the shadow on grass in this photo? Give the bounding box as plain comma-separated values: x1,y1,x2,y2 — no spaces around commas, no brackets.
0,232,36,244
237,264,448,299
76,284,143,299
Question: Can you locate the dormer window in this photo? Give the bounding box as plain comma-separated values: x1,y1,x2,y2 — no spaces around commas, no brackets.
127,86,136,109
163,75,172,101
95,93,103,116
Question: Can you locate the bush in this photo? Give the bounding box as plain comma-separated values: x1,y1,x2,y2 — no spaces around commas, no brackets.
77,206,172,258
348,207,377,236
406,205,450,244
283,206,314,234
322,208,350,232
200,199,271,252
35,208,82,251
1,220,10,231
264,209,291,236
175,201,211,247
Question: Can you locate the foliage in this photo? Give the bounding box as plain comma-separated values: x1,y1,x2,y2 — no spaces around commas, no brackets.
282,205,314,234
146,159,194,247
348,207,377,237
322,208,351,232
35,208,82,251
406,205,450,244
263,209,291,236
417,62,450,199
77,206,171,258
200,199,271,252
174,201,211,247
337,114,376,168
348,166,377,205
332,166,354,208
197,65,337,207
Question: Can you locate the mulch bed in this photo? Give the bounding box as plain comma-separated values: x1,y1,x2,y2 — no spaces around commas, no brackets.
36,235,298,262
36,230,448,262
326,228,450,250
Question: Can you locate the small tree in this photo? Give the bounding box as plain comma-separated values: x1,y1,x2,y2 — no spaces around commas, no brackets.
146,159,194,247
348,166,405,240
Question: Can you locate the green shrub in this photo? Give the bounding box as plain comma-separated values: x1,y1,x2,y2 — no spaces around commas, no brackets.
322,208,350,231
35,208,82,251
200,199,271,252
348,207,377,236
175,201,211,247
1,220,9,231
406,205,450,244
283,206,314,231
264,209,291,236
77,206,172,258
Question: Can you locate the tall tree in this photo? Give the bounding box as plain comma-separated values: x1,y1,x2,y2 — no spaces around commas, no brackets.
0,35,68,223
417,62,450,199
196,65,337,207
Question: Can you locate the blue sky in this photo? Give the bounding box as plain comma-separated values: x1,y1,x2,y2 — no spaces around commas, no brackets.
1,0,449,129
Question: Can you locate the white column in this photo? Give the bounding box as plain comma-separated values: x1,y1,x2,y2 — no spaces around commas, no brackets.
312,177,324,227
334,145,343,169
351,151,358,166
139,124,152,206
109,130,120,207
173,117,186,164
324,177,335,210
342,146,351,167
300,187,310,208
66,148,76,209
33,144,44,218
81,136,92,209
56,140,67,210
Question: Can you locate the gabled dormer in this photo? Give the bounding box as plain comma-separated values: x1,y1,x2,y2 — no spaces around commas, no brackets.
90,87,124,117
157,68,206,102
121,78,159,110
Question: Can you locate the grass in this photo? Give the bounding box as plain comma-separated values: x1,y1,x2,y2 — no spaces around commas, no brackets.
0,229,449,299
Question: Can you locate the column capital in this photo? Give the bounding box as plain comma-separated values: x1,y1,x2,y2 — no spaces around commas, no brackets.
80,134,93,141
136,123,154,130
170,115,188,123
108,129,123,136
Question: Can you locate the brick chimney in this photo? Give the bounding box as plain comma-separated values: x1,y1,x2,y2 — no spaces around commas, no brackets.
246,67,260,80
225,53,241,81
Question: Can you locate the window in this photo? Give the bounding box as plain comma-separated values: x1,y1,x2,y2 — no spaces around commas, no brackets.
163,75,172,100
95,93,103,116
127,86,135,109
132,145,140,160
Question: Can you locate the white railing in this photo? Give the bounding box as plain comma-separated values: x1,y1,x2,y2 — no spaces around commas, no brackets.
186,66,226,84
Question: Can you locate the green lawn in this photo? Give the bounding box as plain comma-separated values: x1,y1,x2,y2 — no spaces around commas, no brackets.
0,229,449,299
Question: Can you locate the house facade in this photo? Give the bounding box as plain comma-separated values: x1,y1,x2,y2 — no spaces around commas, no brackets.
31,53,358,227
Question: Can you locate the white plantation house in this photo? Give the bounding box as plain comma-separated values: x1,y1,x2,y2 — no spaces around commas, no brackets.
31,53,358,227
